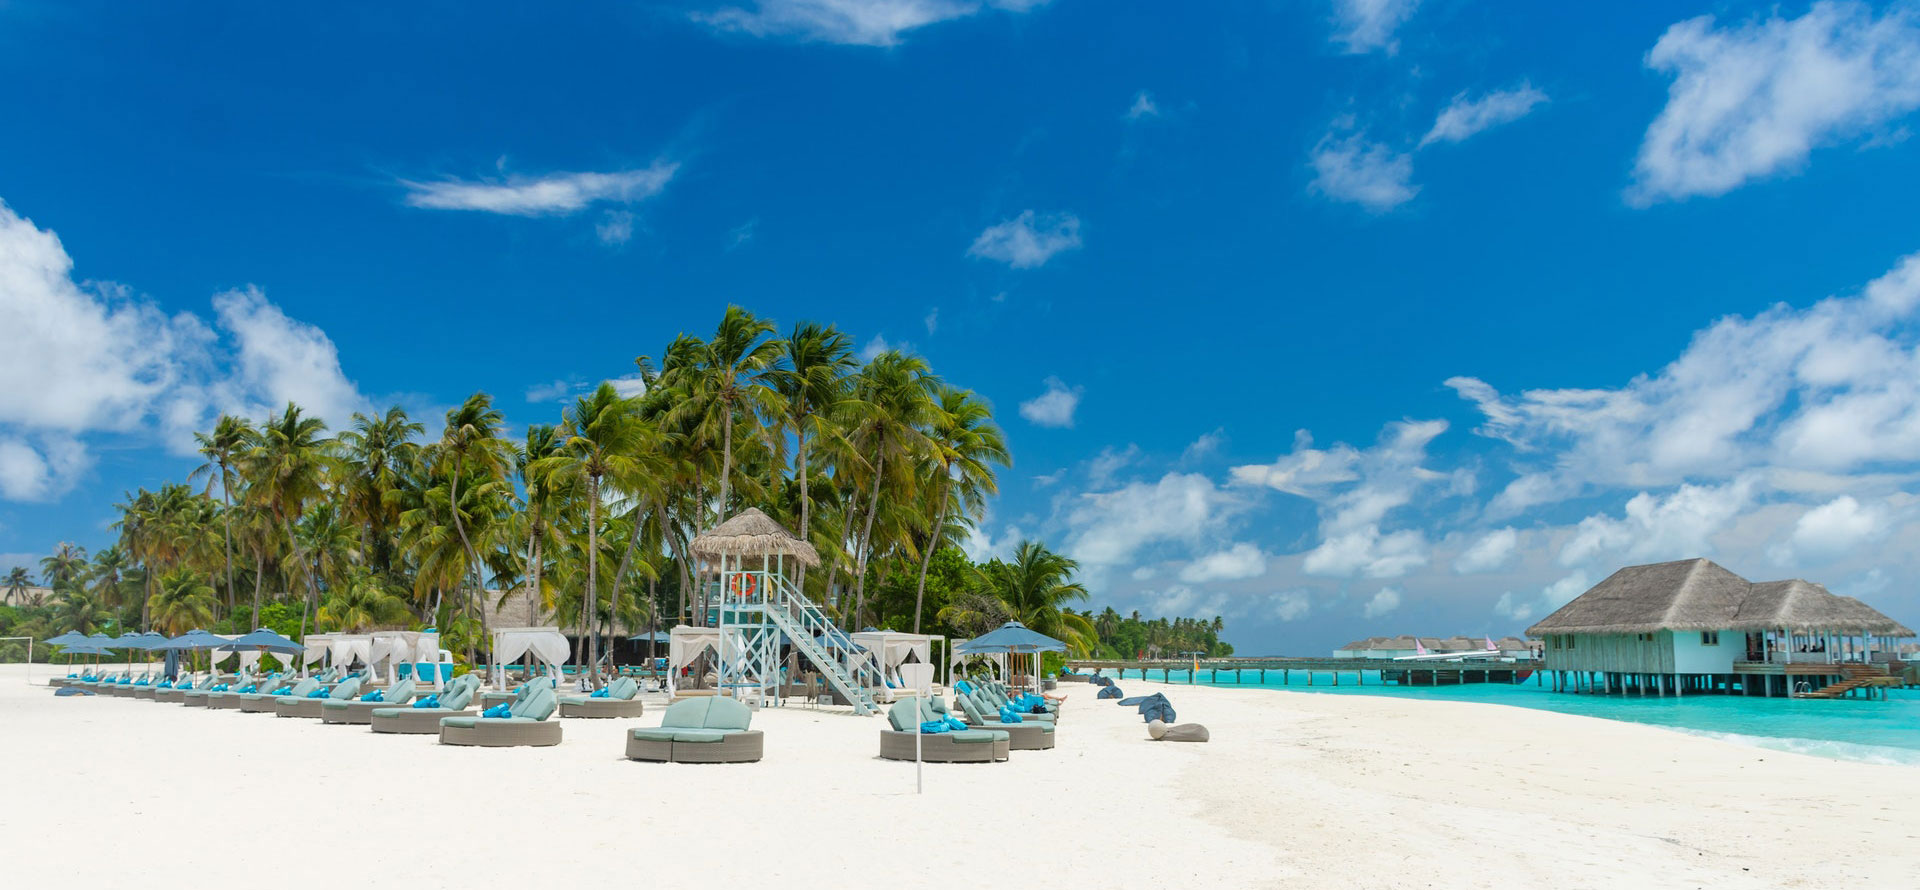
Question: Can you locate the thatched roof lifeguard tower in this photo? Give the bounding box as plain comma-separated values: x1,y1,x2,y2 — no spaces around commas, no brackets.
683,509,875,714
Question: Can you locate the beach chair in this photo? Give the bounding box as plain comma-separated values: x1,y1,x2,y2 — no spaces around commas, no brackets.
878,697,1008,763
625,695,763,763
438,684,562,747
559,676,644,718
321,678,417,724
979,681,1058,719
480,676,556,710
274,676,363,718
153,673,202,704
131,672,161,700
236,676,311,711
954,691,1055,750
205,672,285,709
370,674,481,734
182,671,249,707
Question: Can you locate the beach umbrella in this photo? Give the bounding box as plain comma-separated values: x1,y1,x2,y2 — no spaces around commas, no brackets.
45,630,88,646
154,629,234,673
956,622,1066,696
219,629,302,677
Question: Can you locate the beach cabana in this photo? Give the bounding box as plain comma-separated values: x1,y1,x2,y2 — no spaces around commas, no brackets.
488,626,569,690
299,633,335,676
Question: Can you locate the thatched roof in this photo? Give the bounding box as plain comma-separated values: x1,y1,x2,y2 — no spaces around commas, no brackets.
689,508,820,567
1527,558,1912,636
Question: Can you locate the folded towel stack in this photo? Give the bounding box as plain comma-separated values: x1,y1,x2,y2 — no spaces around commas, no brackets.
482,703,513,718
412,694,441,709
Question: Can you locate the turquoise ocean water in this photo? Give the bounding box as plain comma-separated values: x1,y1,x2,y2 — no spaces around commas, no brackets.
1110,668,1920,765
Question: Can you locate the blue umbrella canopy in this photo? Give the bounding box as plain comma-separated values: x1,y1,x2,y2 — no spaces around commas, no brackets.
85,632,117,647
113,632,169,650
153,629,233,651
44,631,89,646
955,622,1066,654
218,628,301,653
55,641,116,656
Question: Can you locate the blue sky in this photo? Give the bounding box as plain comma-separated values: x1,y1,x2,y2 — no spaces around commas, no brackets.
6,0,1920,653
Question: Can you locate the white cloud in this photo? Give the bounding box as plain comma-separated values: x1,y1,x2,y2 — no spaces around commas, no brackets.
402,161,678,216
699,0,1051,47
1492,591,1532,622
1629,2,1920,205
1229,429,1361,498
1019,376,1082,428
1308,132,1417,211
1363,586,1402,618
923,307,939,334
1125,90,1160,121
1181,428,1224,463
1452,251,1920,513
1303,526,1428,579
526,380,573,403
596,210,635,245
729,219,758,249
1085,445,1138,487
1178,542,1269,583
1271,590,1313,622
1063,472,1235,570
0,199,368,501
1495,571,1591,624
1454,527,1518,573
607,374,649,399
1559,478,1758,568
1420,84,1549,147
968,210,1083,269
858,333,911,362
1330,0,1420,55
1775,494,1890,563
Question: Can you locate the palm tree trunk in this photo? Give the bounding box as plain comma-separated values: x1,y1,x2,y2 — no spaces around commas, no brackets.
796,419,810,593
526,522,542,623
288,519,322,640
912,480,950,634
851,452,886,628
250,546,265,629
718,409,734,526
220,463,235,618
586,474,601,690
448,468,489,667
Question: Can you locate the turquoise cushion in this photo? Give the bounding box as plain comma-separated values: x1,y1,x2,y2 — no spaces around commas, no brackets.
660,696,713,729
701,697,752,731
629,728,678,742
440,716,481,729
948,729,1003,744
670,729,728,743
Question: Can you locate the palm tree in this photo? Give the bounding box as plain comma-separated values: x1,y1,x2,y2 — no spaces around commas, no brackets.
317,572,412,633
53,589,102,635
247,404,336,639
338,407,423,582
433,393,510,664
191,414,254,615
911,384,1008,633
39,542,88,593
667,306,784,525
842,350,935,627
516,424,567,624
772,321,855,572
981,541,1096,655
149,568,217,670
531,383,650,688
3,567,29,605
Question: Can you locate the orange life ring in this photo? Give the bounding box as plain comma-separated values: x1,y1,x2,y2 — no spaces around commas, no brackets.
728,574,759,599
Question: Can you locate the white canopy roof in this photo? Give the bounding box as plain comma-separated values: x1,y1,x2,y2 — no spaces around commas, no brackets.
669,626,719,670
301,634,335,666
329,634,372,668
492,627,570,666
851,631,939,669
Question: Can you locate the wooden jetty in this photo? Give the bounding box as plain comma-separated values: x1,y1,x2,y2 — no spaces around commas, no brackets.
1067,657,1542,687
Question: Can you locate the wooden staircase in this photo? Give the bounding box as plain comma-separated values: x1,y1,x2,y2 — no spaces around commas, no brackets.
1793,664,1902,699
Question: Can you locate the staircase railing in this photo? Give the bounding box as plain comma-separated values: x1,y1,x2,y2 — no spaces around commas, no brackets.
756,574,878,715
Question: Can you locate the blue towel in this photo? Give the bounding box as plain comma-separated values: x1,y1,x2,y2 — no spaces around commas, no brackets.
954,680,974,695
997,705,1024,724
412,695,441,710
360,690,384,702
918,720,951,733
306,687,329,699
944,715,967,731
590,687,610,699
483,703,512,718
237,684,257,694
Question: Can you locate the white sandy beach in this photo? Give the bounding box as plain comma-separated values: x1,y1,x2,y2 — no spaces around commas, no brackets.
2,664,1915,889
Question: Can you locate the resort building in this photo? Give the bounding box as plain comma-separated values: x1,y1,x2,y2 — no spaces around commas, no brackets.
1332,635,1534,659
1528,558,1914,699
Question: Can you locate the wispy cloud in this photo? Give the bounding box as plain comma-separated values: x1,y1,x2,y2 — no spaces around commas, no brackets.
1308,132,1417,212
596,210,635,245
1018,376,1082,428
402,161,679,216
698,0,1052,47
968,210,1083,269
1420,84,1549,147
923,307,940,334
1629,2,1920,205
1330,0,1420,55
1125,90,1160,121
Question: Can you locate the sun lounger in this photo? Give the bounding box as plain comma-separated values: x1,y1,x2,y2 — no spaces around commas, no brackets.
274,676,363,718
183,672,249,707
479,676,556,710
954,691,1055,750
625,695,763,763
205,673,284,709
559,676,644,718
878,697,1008,763
321,678,417,724
370,674,481,734
439,684,562,747
153,674,203,704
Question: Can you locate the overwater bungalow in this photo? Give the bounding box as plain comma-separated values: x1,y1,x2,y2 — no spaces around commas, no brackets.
1529,558,1915,699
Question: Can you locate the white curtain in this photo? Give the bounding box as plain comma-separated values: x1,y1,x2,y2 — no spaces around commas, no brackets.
494,628,571,666
302,635,334,666
330,635,372,668
670,626,720,669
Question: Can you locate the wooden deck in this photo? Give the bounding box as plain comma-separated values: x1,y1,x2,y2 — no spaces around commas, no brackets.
1068,657,1542,687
